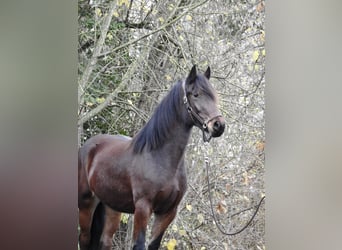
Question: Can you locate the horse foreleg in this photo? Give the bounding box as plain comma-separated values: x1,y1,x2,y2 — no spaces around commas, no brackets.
148,208,177,250
99,206,121,250
132,199,152,250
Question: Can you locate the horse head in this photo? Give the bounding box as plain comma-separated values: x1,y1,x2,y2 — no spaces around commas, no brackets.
183,65,225,141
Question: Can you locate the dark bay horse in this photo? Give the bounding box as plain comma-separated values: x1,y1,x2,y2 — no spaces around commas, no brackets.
78,65,225,250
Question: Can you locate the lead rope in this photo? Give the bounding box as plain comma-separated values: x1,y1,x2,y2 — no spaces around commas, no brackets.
204,146,265,236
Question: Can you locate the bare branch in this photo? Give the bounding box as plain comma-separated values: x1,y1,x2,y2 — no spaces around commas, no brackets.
98,0,209,58
78,1,117,108
78,58,139,126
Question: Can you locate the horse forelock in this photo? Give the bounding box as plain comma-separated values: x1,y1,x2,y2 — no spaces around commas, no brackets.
132,81,184,154
191,74,217,102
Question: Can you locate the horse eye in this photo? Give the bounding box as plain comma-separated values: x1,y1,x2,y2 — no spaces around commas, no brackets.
193,93,199,98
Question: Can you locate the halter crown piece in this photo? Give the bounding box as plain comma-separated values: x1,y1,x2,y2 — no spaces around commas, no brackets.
182,81,222,142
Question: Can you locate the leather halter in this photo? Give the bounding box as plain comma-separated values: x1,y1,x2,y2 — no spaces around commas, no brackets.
182,81,222,142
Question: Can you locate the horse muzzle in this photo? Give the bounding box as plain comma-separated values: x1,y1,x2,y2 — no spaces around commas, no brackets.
207,115,225,138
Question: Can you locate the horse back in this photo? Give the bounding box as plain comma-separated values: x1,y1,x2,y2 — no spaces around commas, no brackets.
80,134,131,173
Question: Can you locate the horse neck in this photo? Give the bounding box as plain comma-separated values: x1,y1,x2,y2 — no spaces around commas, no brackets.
132,81,194,155
153,92,193,158
149,120,192,173
162,120,192,152
153,82,192,151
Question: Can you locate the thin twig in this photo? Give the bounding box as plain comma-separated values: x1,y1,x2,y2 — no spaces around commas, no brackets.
98,0,209,58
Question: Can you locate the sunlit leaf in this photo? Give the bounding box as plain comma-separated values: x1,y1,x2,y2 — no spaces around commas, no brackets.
260,30,265,41
106,33,113,41
216,200,227,214
243,195,250,202
179,229,187,236
96,97,105,104
118,0,129,6
257,1,265,12
197,213,204,224
166,239,177,250
256,141,265,151
168,4,174,11
120,214,129,224
95,8,102,17
252,50,260,62
186,204,192,212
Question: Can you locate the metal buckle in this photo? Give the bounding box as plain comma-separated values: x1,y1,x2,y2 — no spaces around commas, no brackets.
183,95,187,104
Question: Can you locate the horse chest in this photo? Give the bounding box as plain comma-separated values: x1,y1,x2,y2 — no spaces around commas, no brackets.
153,182,184,214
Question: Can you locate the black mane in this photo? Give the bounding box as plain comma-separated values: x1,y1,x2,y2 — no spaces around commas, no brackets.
132,80,184,154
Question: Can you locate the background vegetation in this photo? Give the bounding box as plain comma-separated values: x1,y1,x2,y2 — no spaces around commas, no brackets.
78,0,265,249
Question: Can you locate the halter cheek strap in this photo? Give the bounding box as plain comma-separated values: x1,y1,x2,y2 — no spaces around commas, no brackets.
182,81,222,142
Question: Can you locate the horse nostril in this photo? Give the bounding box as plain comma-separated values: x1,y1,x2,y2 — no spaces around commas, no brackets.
211,119,225,137
213,121,220,130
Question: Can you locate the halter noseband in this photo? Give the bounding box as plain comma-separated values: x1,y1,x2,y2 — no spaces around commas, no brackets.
182,81,222,142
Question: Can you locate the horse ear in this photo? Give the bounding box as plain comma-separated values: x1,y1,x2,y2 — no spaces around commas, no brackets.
186,65,197,84
204,66,211,79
